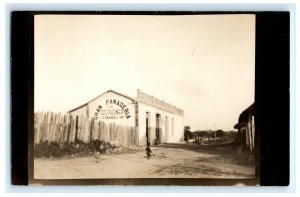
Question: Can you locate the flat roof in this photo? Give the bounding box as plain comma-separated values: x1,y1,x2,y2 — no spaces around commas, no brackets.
68,89,184,116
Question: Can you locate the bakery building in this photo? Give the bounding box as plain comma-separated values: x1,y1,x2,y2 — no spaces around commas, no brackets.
68,89,184,146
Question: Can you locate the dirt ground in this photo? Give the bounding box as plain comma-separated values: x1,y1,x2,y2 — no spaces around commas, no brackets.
34,142,255,179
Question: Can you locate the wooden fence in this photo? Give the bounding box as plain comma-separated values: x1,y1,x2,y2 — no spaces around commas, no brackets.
34,111,138,146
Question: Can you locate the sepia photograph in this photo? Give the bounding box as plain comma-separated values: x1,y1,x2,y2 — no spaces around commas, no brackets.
33,13,256,183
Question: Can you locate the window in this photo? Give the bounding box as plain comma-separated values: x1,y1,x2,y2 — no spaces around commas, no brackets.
165,116,168,138
172,118,174,136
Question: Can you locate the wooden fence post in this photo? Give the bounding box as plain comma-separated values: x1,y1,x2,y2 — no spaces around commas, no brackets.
90,118,93,142
67,115,72,144
75,115,79,143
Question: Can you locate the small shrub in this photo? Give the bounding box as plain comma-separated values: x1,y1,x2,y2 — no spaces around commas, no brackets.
34,140,117,158
34,141,63,158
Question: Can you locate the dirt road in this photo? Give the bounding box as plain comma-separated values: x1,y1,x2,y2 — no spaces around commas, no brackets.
34,143,255,179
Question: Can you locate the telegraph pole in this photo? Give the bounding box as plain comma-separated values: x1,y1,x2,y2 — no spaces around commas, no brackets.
214,123,216,141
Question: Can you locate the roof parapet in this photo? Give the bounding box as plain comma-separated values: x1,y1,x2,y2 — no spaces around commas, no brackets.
137,89,184,116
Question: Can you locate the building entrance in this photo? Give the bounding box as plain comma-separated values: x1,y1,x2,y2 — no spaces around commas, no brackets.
156,114,161,144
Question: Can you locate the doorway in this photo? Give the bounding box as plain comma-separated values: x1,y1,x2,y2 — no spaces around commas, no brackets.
156,114,161,144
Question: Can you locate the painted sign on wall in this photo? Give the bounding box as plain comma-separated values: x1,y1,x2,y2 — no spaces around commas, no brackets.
94,99,131,120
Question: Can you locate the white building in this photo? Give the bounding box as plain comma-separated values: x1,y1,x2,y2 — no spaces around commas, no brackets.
68,89,184,146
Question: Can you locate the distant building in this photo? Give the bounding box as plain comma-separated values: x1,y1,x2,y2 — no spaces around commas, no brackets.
234,103,255,151
68,89,184,146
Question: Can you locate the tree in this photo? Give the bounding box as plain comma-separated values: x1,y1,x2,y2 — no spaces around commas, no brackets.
184,126,193,141
226,130,238,141
194,131,211,138
215,129,225,137
184,126,191,130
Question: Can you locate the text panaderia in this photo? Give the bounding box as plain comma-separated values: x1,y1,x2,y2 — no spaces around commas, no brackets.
94,99,131,120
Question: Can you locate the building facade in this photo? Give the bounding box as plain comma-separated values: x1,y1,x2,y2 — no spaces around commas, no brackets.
68,89,184,146
234,103,255,151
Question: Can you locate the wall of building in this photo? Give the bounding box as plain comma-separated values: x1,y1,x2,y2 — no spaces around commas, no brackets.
137,89,184,115
138,103,184,146
246,115,255,151
69,91,137,127
69,90,184,146
236,104,255,152
88,91,136,127
69,105,88,119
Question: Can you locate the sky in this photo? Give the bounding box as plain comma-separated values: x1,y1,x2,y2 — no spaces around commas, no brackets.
34,14,255,131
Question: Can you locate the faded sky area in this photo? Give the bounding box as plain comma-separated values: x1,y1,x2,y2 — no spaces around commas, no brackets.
34,14,255,131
